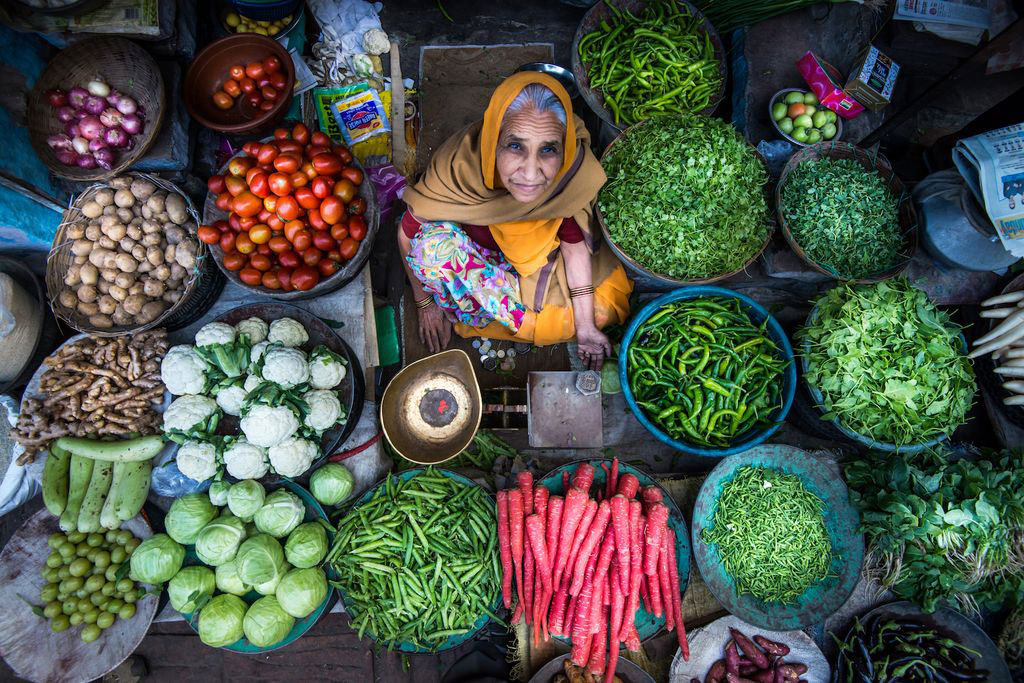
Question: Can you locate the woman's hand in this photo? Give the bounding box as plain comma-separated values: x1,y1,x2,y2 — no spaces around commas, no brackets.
576,323,612,370
418,303,452,354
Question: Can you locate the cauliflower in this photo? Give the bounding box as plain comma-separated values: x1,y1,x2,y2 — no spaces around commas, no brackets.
176,440,218,482
362,28,390,55
304,390,343,433
163,394,219,433
223,438,269,480
268,318,308,347
262,346,310,389
195,322,236,347
308,346,347,389
161,345,209,396
235,317,268,344
240,404,299,448
215,383,247,417
243,373,263,394
268,437,317,478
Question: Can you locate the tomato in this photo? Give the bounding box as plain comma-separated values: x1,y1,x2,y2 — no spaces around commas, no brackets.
319,259,339,277
330,223,348,242
249,252,272,271
263,195,278,212
341,166,364,185
269,71,287,92
232,192,262,218
335,146,354,165
319,196,344,225
308,209,327,231
332,178,356,203
278,250,301,269
291,229,312,251
220,232,236,253
291,266,319,291
257,209,272,224
239,267,262,286
267,172,292,197
283,220,303,241
245,62,265,79
348,215,367,241
311,153,343,176
277,268,293,291
312,230,336,251
273,127,289,139
223,79,241,98
248,172,269,198
311,132,331,147
262,55,282,73
238,215,258,231
261,270,282,289
207,174,226,194
239,77,257,95
213,219,230,232
276,140,303,156
339,238,359,261
258,244,272,256
250,142,275,166
249,224,271,245
215,192,232,212
241,141,259,157
227,63,245,80
326,248,341,262
246,93,263,110
197,225,220,244
276,195,301,221
259,100,275,112
224,251,247,271
304,145,330,159
257,77,271,90
212,91,233,109
273,154,300,174
228,213,242,231
292,123,310,145
290,172,309,188
301,247,322,267
261,85,278,101
268,236,290,253
267,215,284,230
348,197,367,216
310,176,333,199
227,156,253,177
235,232,255,254
294,187,319,210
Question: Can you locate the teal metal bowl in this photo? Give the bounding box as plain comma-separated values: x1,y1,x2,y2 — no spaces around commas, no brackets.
179,479,335,653
619,286,797,458
538,458,690,642
691,445,864,631
334,468,500,654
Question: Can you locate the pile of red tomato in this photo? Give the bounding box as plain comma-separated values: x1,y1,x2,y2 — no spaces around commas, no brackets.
211,55,287,113
198,123,368,292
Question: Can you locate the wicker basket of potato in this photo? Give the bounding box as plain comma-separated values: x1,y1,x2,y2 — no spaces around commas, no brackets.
47,174,211,336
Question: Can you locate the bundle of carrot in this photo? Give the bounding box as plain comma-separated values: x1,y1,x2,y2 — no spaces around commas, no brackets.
496,459,689,682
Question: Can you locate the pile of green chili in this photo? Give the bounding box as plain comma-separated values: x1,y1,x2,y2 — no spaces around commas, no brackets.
326,468,500,651
702,466,833,603
578,0,722,126
627,297,788,447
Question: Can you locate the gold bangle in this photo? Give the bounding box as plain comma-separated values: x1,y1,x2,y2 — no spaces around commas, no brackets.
415,295,434,309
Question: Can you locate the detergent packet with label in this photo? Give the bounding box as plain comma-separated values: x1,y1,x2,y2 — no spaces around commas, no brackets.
330,88,391,147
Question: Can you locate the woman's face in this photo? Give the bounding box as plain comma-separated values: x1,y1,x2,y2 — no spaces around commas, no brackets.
496,107,565,204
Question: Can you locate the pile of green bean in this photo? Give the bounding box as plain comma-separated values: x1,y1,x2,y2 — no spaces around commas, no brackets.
326,468,501,651
627,297,788,447
577,0,722,126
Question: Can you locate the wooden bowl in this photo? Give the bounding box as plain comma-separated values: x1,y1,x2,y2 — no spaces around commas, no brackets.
27,37,165,182
185,34,295,135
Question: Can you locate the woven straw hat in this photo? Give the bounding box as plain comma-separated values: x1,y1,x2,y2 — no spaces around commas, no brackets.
0,272,43,383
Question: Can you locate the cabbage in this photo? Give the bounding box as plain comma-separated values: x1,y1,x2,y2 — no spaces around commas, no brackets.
309,463,354,506
165,493,219,544
254,489,304,538
168,566,216,613
236,533,285,586
284,522,328,569
242,595,295,648
195,514,246,566
276,567,327,618
215,559,251,596
129,533,184,585
227,479,266,521
208,480,230,506
198,593,247,647
254,561,290,596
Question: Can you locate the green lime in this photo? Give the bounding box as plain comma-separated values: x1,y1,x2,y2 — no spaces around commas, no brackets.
83,609,99,624
105,565,121,582
93,550,111,570
80,624,101,642
40,583,59,603
96,612,115,629
48,533,66,548
66,531,85,544
85,574,106,593
57,543,75,559
43,601,61,619
101,582,116,597
115,530,132,545
69,558,91,578
90,592,109,607
61,599,77,615
51,615,71,633
105,530,119,544
109,547,126,565
86,534,103,548
124,538,140,553
118,603,136,620
46,552,63,569
69,612,84,626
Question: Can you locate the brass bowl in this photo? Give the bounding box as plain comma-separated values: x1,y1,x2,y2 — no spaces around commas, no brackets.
380,350,481,465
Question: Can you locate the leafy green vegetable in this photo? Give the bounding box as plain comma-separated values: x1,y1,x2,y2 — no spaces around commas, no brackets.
781,158,905,279
845,449,1024,615
599,115,770,280
800,279,974,446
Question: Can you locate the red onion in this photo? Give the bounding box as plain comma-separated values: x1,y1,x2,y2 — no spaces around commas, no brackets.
78,116,104,141
77,154,97,169
104,127,128,148
73,108,88,120
65,122,80,138
46,89,67,108
55,149,79,166
88,137,108,152
83,96,106,115
93,148,114,170
114,95,137,116
46,134,72,150
71,136,90,155
67,86,88,109
99,108,122,128
120,114,142,136
106,90,122,105
56,106,75,123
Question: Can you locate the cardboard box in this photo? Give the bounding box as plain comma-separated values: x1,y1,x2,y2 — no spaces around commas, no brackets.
846,46,900,111
797,52,865,120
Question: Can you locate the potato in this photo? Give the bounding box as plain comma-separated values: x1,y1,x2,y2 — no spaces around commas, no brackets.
80,200,103,219
109,176,131,190
79,263,98,285
122,294,146,315
67,222,86,239
64,264,81,287
142,233,162,247
93,188,114,207
145,193,165,215
70,239,93,257
84,224,101,242
163,289,183,304
114,272,135,290
87,248,110,268
164,224,186,245
58,289,77,308
164,243,176,263
174,240,197,270
153,264,171,281
119,237,137,253
156,212,170,224
102,204,116,216
100,268,117,284
102,253,117,270
88,314,113,329
116,207,133,223
126,224,142,241
113,189,135,208
77,285,98,303
146,245,164,266
165,194,188,224
109,284,128,302
112,307,132,326
136,261,153,274
129,179,156,200
97,279,110,294
137,301,165,323
73,255,87,265
97,235,116,251
143,279,165,297
76,301,98,316
130,244,146,262
128,282,144,295
115,253,138,273
169,263,187,282
103,221,127,241
141,219,161,235
97,295,117,315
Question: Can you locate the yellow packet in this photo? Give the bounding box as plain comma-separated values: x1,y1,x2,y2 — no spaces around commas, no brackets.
330,89,391,146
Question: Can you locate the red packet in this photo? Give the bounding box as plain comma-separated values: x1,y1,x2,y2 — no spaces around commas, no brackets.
797,52,864,120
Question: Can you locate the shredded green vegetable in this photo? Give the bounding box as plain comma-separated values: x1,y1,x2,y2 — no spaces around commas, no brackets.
599,115,770,281
702,466,833,603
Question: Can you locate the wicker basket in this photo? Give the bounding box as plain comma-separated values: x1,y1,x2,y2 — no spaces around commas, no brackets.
46,174,212,337
775,141,918,283
27,37,165,182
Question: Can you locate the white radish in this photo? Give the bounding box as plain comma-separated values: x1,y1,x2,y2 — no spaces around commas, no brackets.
982,307,1017,318
1006,348,1024,358
975,310,1024,346
995,366,1024,377
1003,381,1024,393
1004,395,1024,406
1003,358,1024,367
982,290,1024,307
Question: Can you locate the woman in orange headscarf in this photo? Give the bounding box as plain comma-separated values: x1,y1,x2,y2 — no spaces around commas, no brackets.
398,72,632,369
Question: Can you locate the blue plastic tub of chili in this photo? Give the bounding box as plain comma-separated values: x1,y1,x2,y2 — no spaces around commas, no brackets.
618,286,797,458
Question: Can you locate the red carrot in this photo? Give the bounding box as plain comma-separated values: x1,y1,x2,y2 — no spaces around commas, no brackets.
571,631,593,669
609,457,619,497
517,473,535,626
641,485,663,506
616,473,639,499
588,569,604,636
545,495,563,583
552,487,588,592
571,462,595,492
508,489,526,618
587,604,609,674
570,557,598,666
601,462,611,498
562,471,570,491
659,531,675,631
625,625,641,652
525,514,551,644
548,584,570,636
667,531,689,660
564,584,578,636
606,563,624,683
533,487,550,637
569,500,611,595
496,490,513,609
564,499,597,591
610,495,631,594
640,573,652,612
648,552,664,617
619,500,643,641
644,503,669,576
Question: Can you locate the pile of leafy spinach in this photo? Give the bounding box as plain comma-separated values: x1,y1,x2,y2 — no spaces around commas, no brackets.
800,278,974,446
781,158,906,279
845,449,1024,615
598,115,770,280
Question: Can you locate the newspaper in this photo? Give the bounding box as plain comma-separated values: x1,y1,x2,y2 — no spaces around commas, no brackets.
953,122,1024,258
893,0,992,29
